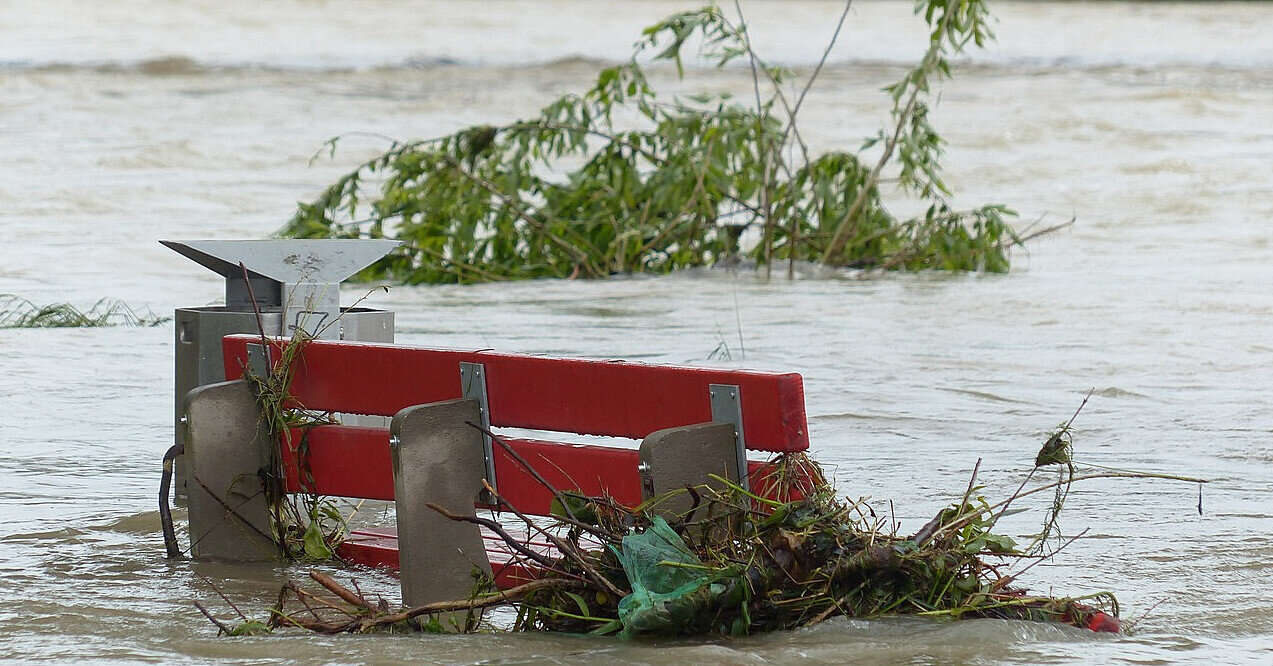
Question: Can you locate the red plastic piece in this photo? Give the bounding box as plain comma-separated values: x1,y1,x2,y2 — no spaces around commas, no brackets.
1087,612,1121,633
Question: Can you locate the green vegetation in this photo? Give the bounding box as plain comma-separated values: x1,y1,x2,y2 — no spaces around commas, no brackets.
0,294,168,328
282,0,1024,284
241,291,389,562
214,449,1128,637
243,329,348,562
199,398,1206,638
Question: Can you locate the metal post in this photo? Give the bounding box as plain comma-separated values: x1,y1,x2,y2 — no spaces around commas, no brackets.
459,362,497,502
709,383,749,491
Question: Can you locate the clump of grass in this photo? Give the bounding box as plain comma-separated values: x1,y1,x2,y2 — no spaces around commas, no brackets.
0,293,169,328
242,328,349,561
239,283,391,561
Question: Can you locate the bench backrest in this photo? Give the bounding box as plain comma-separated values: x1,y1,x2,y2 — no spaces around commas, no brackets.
221,334,810,514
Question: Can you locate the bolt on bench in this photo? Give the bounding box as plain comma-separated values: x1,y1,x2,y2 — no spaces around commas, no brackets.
181,333,816,607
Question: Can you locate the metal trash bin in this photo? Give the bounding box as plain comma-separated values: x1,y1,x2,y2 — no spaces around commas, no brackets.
163,239,400,497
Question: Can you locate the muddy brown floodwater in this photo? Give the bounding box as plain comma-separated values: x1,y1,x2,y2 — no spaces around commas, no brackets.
1,1,1271,663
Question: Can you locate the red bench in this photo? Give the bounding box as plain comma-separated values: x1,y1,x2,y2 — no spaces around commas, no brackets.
185,333,815,606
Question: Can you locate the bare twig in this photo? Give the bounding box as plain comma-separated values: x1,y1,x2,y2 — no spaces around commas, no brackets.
357,579,584,630
294,588,360,617
822,4,957,264
464,421,618,540
197,575,248,621
239,262,270,347
496,486,626,600
914,458,981,547
960,458,983,511
267,583,295,629
426,502,561,570
1015,216,1075,243
481,480,628,600
191,476,278,546
1010,528,1089,581
193,601,233,636
929,471,1209,544
1124,597,1168,633
309,570,376,612
791,1,854,129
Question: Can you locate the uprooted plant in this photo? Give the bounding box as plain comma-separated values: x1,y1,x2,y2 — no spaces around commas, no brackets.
238,277,391,561
283,0,1054,284
198,400,1205,638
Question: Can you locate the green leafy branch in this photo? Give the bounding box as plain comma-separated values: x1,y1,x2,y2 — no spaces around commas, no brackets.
282,1,1026,284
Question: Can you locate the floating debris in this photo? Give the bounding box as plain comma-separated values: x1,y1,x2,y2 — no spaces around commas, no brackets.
196,436,1210,639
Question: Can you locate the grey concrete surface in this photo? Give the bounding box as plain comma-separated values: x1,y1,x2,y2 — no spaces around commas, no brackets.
183,379,278,560
391,397,493,623
638,421,739,520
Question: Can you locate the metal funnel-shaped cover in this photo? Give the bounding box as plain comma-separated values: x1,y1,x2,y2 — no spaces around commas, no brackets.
161,239,401,283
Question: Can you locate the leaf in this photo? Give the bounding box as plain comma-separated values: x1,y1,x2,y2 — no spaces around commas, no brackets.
228,620,272,636
302,520,334,560
564,591,591,617
981,533,1018,554
550,493,600,525
589,619,624,635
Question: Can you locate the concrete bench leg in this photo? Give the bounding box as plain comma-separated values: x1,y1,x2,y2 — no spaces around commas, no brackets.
638,422,740,520
183,379,278,560
391,397,493,621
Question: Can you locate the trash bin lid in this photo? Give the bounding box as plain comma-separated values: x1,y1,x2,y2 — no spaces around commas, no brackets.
160,239,401,284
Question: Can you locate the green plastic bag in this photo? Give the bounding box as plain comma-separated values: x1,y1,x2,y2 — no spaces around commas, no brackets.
614,517,717,636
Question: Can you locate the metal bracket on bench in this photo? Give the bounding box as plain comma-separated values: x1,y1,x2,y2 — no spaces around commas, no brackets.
246,342,272,379
709,383,749,492
460,362,497,501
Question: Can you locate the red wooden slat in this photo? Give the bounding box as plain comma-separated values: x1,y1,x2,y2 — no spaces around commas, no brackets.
474,351,808,452
339,528,543,588
222,335,809,452
491,562,541,588
276,426,644,511
279,426,811,511
486,438,643,515
338,530,399,570
279,426,395,500
222,335,478,416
